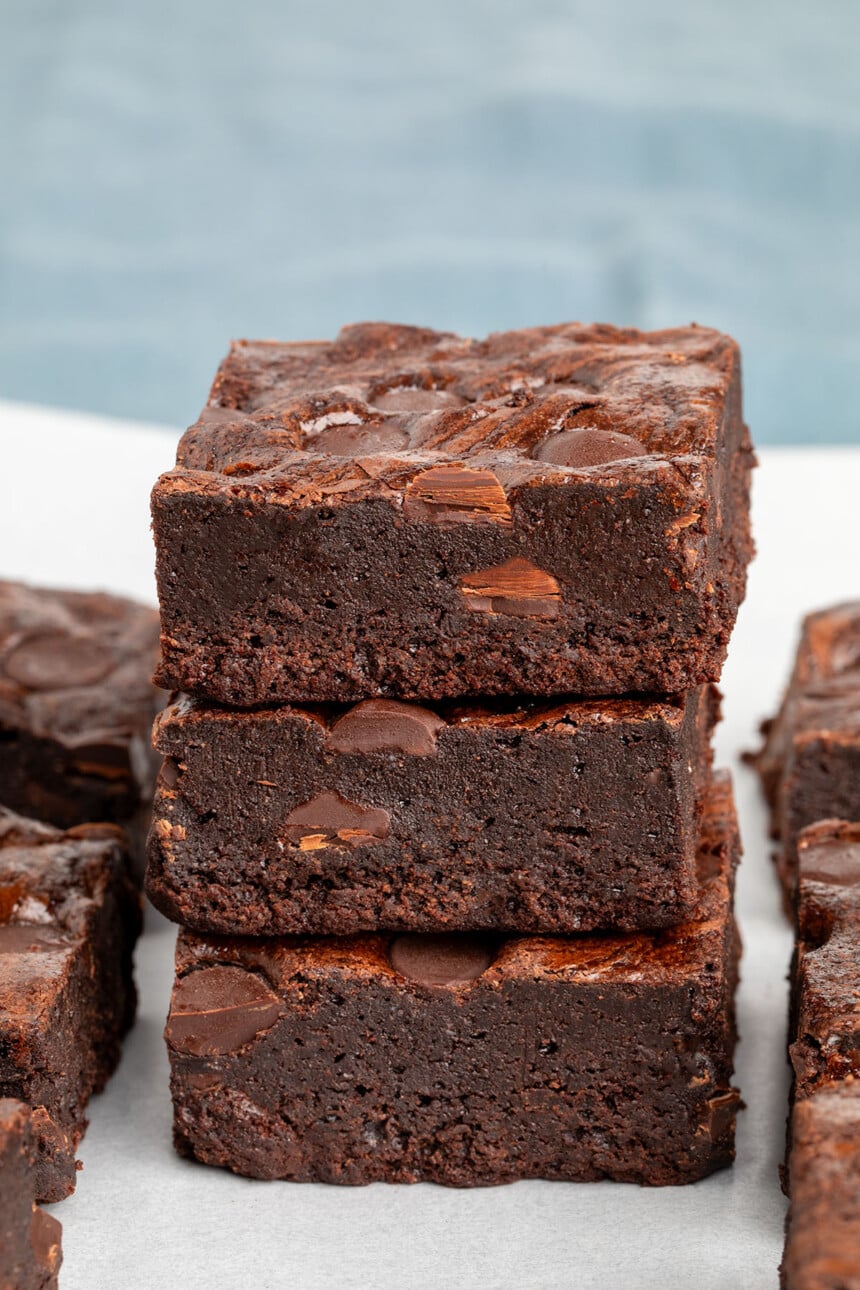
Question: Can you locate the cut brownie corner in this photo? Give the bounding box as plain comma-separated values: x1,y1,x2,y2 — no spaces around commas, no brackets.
0,1099,62,1289
0,807,142,1201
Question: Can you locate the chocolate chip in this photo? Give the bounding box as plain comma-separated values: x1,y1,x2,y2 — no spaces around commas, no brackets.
160,756,181,789
309,423,410,456
388,933,498,985
403,465,512,526
2,632,114,690
328,699,444,756
370,388,465,414
801,839,860,888
166,965,281,1056
284,791,391,849
533,428,648,468
459,557,561,619
704,1090,740,1143
29,1206,62,1274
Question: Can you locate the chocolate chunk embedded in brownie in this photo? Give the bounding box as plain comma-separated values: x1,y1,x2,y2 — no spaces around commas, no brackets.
751,601,860,904
0,580,163,879
782,1083,860,1290
0,809,141,1201
0,1100,62,1289
152,321,754,705
147,685,716,936
165,772,740,1188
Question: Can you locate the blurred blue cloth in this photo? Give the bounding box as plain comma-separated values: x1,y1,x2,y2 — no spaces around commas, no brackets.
1,0,858,441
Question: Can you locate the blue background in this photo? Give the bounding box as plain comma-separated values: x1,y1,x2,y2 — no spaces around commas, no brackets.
2,1,858,441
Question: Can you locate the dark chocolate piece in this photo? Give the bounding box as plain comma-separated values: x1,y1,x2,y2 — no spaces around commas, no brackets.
790,820,860,1101
165,773,740,1188
146,686,716,936
0,1100,62,1289
152,322,754,704
782,1084,860,1290
0,808,141,1201
0,580,163,879
751,602,860,903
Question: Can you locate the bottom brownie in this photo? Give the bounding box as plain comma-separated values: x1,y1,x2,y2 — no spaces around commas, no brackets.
0,1099,62,1290
782,1083,860,1290
0,809,141,1201
166,772,741,1188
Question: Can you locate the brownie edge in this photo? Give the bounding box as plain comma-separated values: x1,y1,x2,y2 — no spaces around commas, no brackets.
0,1099,62,1290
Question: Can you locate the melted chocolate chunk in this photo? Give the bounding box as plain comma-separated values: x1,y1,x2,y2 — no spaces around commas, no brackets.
167,966,281,1056
3,632,114,689
328,699,444,756
283,791,391,848
533,427,648,468
388,933,498,985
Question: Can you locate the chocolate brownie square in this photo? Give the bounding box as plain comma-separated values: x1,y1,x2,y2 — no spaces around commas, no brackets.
152,322,753,705
790,819,860,1101
165,772,740,1188
782,1083,860,1290
0,580,163,878
0,809,141,1201
752,602,860,902
0,1100,62,1289
147,685,716,936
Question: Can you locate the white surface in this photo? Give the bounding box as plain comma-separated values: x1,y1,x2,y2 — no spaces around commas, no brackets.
2,399,859,1290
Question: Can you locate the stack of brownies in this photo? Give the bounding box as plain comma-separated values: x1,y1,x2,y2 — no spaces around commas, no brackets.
147,321,754,1186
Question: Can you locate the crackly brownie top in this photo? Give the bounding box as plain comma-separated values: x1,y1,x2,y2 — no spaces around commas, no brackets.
0,580,161,748
169,772,736,1058
790,603,860,742
0,808,132,1032
162,321,740,505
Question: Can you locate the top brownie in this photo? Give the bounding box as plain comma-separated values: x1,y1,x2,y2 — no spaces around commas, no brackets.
0,581,162,869
153,322,753,704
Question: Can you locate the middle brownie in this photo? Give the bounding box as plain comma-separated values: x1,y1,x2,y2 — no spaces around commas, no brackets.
146,685,716,936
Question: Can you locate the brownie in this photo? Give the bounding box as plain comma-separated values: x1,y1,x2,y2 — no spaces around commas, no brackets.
152,322,754,705
0,1100,62,1290
165,772,740,1188
790,819,860,1102
0,808,141,1201
782,1083,860,1290
0,580,163,878
751,602,860,902
147,685,717,936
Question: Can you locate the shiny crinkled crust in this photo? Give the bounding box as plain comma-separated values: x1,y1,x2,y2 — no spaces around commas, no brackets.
0,579,162,875
153,321,753,705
